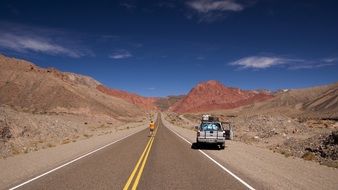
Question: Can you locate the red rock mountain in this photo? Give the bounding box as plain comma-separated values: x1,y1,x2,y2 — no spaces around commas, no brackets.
0,54,144,119
0,55,274,114
96,85,159,110
169,80,273,113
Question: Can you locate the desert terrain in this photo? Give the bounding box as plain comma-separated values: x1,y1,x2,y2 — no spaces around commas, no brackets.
0,54,151,158
1,54,337,166
0,54,337,189
164,81,338,168
1,1,337,189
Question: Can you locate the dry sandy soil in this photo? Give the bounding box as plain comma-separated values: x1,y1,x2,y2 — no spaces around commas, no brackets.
165,111,338,168
0,105,149,159
162,113,338,190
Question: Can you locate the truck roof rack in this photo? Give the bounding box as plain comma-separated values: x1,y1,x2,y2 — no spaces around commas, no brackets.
201,115,219,122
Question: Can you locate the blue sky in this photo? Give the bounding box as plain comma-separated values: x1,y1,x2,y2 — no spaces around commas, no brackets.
0,0,337,97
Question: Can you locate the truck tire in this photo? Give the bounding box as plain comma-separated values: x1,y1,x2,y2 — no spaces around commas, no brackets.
229,129,234,140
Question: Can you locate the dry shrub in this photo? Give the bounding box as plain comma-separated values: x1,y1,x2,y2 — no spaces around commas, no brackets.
61,139,71,144
83,133,93,138
47,143,55,148
281,150,292,158
302,152,316,161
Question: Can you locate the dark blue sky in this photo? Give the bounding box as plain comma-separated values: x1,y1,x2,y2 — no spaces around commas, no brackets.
0,0,337,97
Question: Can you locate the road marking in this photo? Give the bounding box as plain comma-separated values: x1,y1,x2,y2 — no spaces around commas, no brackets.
123,136,153,190
164,124,256,190
9,128,146,190
123,123,158,190
132,135,155,190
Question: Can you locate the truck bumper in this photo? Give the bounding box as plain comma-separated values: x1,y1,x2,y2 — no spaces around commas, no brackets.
197,138,225,144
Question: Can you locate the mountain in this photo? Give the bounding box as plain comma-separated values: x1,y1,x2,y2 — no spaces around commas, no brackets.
96,85,159,110
169,80,273,113
2,54,336,117
249,82,338,119
96,86,186,111
0,54,144,120
154,95,186,111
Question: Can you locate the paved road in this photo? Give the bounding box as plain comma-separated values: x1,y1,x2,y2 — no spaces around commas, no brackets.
13,116,248,190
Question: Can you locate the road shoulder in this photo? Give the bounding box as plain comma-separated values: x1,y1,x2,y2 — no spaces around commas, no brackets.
0,122,147,190
161,113,338,190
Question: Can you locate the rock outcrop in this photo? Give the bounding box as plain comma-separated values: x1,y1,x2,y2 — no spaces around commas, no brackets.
169,80,273,113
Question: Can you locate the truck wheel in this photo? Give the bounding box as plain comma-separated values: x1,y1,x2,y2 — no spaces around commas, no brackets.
229,130,234,140
192,140,199,149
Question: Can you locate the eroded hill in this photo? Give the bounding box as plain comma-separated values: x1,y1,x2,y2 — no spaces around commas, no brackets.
0,55,147,157
169,80,273,113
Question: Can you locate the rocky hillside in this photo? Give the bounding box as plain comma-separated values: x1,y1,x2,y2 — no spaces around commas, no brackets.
96,85,159,110
169,80,273,113
0,54,149,158
96,86,185,111
0,54,144,119
246,82,338,119
155,95,185,111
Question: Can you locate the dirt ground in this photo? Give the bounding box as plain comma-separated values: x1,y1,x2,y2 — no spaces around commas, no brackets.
0,105,147,158
164,111,338,168
162,113,338,190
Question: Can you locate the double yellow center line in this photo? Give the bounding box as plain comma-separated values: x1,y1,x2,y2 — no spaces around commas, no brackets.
123,125,158,190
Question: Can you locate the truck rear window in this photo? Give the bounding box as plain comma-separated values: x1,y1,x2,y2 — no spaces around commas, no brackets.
200,123,222,131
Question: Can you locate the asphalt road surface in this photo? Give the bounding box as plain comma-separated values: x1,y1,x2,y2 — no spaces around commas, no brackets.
12,116,250,190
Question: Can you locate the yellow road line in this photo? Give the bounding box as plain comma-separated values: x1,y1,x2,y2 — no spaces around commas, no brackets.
123,137,153,190
123,124,158,190
131,135,155,190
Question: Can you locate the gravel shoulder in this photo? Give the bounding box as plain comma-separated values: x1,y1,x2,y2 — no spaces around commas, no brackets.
0,122,147,190
162,113,338,190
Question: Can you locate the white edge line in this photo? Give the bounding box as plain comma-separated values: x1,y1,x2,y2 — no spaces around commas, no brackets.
9,128,146,190
164,124,256,190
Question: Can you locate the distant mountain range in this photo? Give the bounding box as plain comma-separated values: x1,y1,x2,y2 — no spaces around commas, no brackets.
1,54,337,118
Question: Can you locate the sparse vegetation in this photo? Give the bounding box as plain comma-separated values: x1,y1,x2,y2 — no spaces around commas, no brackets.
83,133,93,138
47,143,55,148
61,138,71,144
302,152,316,161
165,110,338,168
11,147,21,155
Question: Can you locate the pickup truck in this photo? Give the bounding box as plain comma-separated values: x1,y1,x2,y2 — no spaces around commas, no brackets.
195,115,233,149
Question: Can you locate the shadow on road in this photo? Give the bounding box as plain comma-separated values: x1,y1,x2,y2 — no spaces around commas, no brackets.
191,142,226,150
